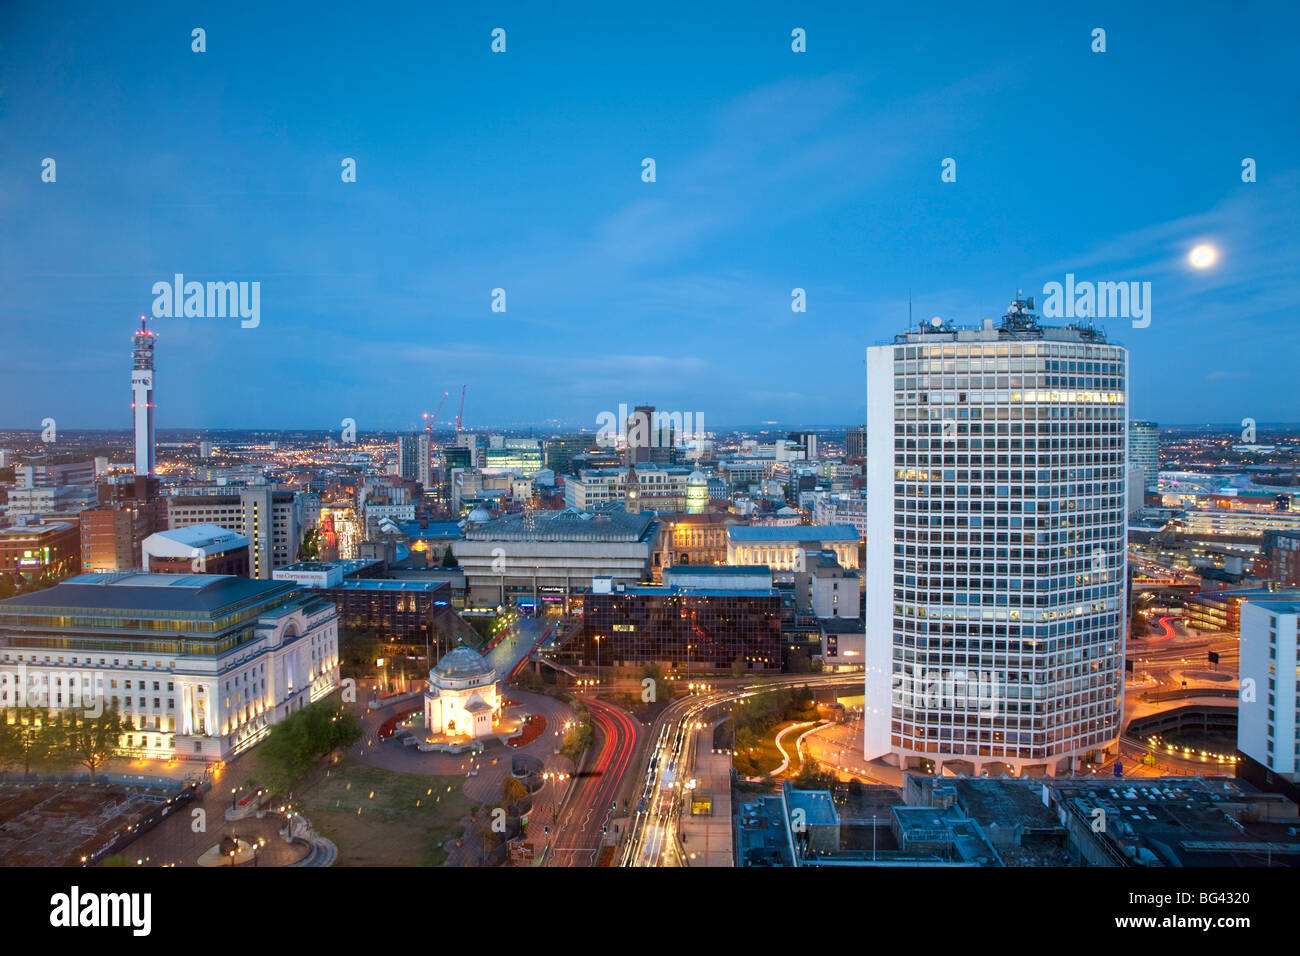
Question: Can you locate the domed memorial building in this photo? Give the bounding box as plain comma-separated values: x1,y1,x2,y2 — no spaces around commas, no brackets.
423,645,500,740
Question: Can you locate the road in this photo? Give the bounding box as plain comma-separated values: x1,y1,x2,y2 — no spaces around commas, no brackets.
544,695,640,867
619,673,862,868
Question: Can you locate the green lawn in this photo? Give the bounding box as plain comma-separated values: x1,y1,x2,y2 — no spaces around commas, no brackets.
734,721,797,777
295,758,474,866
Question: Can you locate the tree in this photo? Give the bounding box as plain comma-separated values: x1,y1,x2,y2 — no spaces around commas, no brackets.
560,721,593,762
297,527,321,561
0,707,63,773
501,776,528,804
730,654,745,678
57,708,133,781
440,548,459,569
794,757,837,792
478,823,503,851
732,726,760,774
256,701,362,795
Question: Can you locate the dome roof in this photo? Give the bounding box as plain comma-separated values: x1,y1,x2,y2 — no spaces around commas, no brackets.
687,470,708,485
434,646,493,680
466,507,491,524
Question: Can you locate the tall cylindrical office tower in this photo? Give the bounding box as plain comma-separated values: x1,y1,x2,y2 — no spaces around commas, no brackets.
864,295,1128,776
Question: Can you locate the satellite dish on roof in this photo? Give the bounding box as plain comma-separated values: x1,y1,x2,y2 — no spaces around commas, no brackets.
930,316,943,328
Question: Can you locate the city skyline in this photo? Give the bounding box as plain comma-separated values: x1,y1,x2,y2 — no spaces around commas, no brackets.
3,4,1297,430
4,0,1300,911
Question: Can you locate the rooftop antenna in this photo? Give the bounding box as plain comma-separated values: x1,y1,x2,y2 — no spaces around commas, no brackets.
908,288,913,327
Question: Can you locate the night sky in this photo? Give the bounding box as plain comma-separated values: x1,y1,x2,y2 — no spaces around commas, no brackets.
2,2,1296,430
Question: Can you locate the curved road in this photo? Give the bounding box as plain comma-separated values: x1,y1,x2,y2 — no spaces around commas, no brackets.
545,695,640,867
620,674,862,868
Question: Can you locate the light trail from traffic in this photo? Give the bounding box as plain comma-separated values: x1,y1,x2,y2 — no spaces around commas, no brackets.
620,674,861,867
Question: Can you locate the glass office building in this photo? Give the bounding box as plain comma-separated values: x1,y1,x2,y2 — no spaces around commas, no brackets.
579,587,783,671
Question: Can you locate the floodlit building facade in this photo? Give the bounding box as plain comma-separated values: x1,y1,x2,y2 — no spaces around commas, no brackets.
0,572,339,762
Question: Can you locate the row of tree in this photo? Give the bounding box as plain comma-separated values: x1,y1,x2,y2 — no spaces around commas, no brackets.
0,707,133,779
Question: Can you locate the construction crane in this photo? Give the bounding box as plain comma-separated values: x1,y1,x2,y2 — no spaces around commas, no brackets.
455,385,467,440
423,391,450,435
423,391,449,465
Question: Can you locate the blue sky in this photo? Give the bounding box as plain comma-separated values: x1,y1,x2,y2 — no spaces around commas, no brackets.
1,1,1297,431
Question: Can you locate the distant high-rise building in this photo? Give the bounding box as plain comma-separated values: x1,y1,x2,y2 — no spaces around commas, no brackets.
166,488,304,579
484,443,543,476
1129,420,1159,490
417,433,432,488
398,434,421,482
131,316,157,477
845,425,866,460
544,436,591,476
626,405,655,464
456,433,481,468
788,431,819,460
443,446,472,470
864,295,1129,775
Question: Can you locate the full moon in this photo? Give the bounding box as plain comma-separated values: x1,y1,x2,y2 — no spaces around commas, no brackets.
1189,244,1218,269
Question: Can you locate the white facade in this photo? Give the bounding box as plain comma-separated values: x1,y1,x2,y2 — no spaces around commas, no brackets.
142,523,249,571
272,562,346,588
564,465,692,511
865,304,1129,775
365,502,417,531
0,573,339,763
424,647,499,739
1126,464,1146,519
1239,599,1300,780
686,471,708,513
725,526,859,578
811,564,859,619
